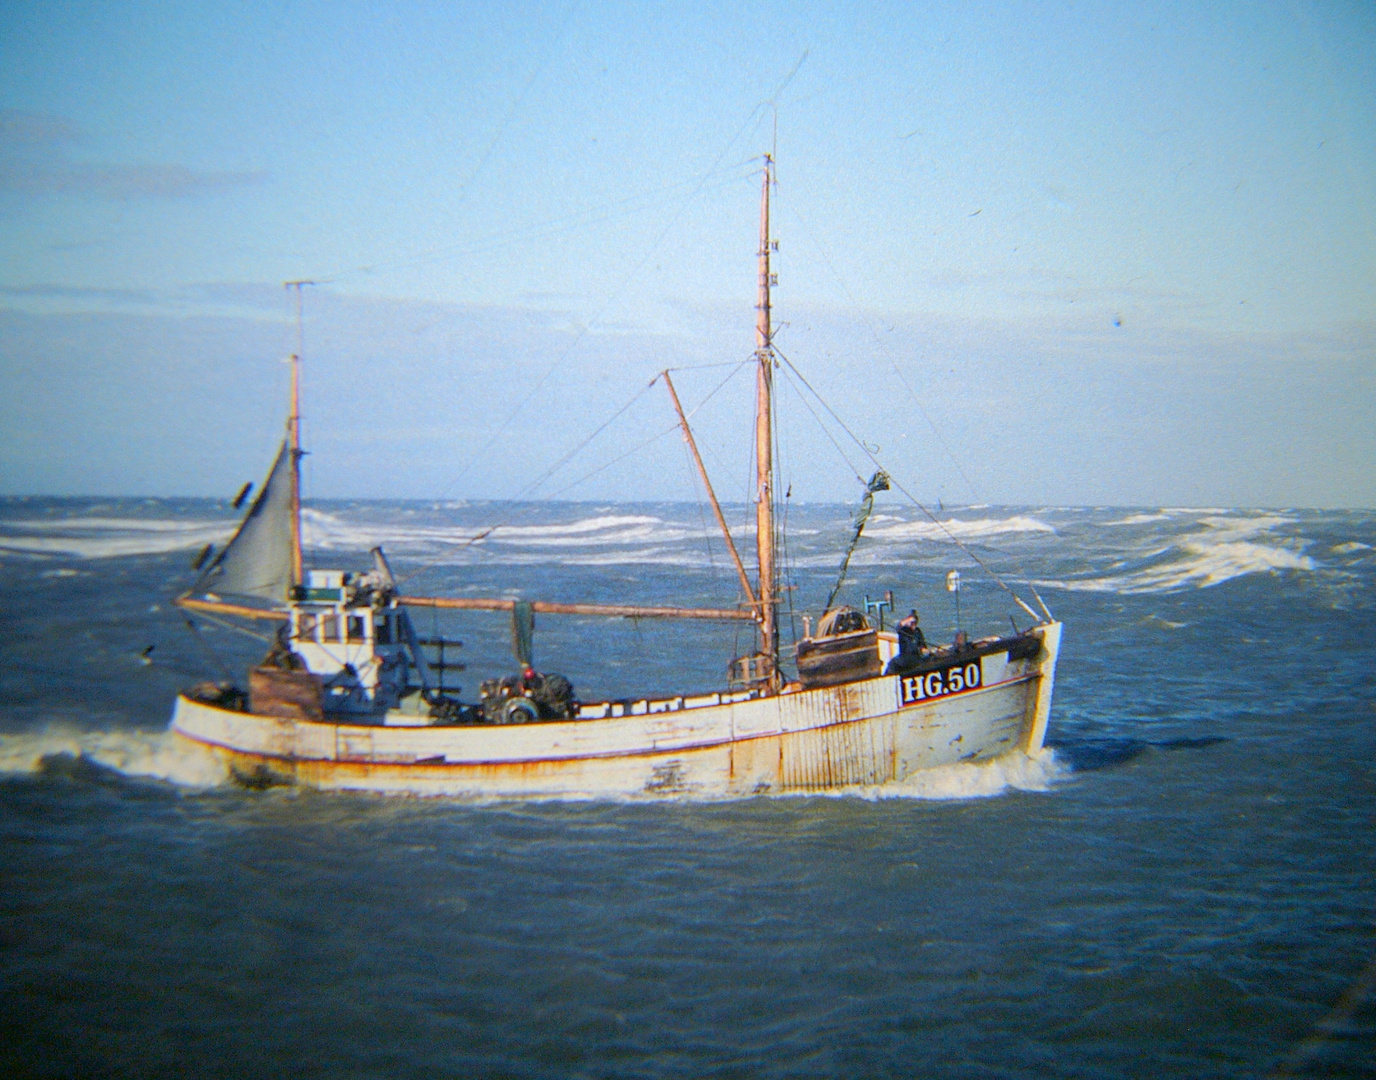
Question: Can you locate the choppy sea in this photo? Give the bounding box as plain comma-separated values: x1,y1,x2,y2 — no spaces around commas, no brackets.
1,497,1373,1078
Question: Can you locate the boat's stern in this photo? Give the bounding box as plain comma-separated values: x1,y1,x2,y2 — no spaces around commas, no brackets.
170,693,301,787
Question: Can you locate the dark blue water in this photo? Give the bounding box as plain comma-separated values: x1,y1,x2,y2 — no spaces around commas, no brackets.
2,499,1374,1077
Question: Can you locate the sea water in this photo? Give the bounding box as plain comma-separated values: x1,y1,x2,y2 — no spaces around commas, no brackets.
1,499,1373,1078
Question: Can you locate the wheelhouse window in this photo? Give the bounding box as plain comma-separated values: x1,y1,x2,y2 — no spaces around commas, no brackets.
347,615,367,643
296,613,318,640
375,615,392,644
320,614,340,642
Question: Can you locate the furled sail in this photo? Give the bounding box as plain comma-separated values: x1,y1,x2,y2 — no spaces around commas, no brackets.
195,441,295,602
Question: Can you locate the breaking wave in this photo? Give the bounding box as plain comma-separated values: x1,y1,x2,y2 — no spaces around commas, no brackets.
0,725,229,787
0,724,1061,802
865,515,1055,542
0,517,232,559
0,509,705,563
1036,515,1315,594
301,510,704,559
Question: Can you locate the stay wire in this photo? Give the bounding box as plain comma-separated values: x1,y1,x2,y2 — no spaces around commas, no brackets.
773,347,1033,606
547,419,680,499
774,361,865,486
399,359,752,585
178,611,237,683
515,375,659,500
398,375,659,586
677,420,724,590
783,202,980,501
184,608,275,646
314,0,584,286
438,54,805,502
542,358,752,498
336,166,759,283
772,375,800,648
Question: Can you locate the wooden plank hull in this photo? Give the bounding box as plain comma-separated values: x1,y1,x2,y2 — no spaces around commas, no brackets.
171,623,1061,798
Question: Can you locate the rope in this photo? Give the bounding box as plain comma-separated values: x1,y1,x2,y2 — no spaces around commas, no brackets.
313,0,585,286
339,168,758,284
783,202,980,501
398,359,757,587
398,374,659,586
775,363,866,485
182,608,275,647
178,611,237,683
773,347,1039,615
431,53,806,502
544,358,751,498
515,376,659,499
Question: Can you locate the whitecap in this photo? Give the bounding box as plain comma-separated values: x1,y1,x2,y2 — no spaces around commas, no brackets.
866,515,1056,542
1035,515,1313,594
0,725,229,787
485,515,664,538
488,517,694,548
0,518,234,559
297,511,696,554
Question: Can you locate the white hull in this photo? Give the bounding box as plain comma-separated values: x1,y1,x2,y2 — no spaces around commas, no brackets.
171,623,1061,798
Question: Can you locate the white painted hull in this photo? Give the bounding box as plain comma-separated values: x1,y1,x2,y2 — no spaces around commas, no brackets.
171,623,1060,798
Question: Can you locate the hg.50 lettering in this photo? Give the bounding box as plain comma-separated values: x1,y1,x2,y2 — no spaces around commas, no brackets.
901,660,982,704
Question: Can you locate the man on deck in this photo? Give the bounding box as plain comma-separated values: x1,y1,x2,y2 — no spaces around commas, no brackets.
897,610,926,655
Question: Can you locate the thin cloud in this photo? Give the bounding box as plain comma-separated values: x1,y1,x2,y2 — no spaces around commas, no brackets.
0,110,81,145
0,283,158,303
0,109,266,199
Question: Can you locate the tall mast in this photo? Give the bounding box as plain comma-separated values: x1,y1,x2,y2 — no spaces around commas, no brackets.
286,280,314,593
754,156,777,680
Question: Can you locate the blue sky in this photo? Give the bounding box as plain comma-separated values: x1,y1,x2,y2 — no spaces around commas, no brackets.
1,1,1373,506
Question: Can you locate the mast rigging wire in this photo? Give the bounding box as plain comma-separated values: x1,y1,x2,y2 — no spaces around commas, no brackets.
311,0,584,287
772,346,1040,617
334,167,760,283
432,53,807,504
783,203,981,501
545,359,751,499
397,375,659,586
178,612,238,683
774,363,866,487
401,358,756,587
439,165,774,498
183,608,276,646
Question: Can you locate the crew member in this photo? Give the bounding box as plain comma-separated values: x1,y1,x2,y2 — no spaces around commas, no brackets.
897,610,926,655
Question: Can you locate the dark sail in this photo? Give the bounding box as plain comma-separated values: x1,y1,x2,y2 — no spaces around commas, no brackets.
195,441,294,602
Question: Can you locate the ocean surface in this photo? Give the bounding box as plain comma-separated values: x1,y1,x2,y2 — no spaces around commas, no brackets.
1,497,1373,1078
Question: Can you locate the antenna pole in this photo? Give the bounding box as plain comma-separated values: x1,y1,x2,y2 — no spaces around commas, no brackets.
754,156,778,684
285,280,316,592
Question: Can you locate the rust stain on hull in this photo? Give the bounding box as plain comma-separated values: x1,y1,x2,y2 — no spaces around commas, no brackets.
179,693,1028,798
171,623,1062,798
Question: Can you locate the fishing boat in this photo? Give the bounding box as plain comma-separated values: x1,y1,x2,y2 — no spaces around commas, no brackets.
169,158,1062,797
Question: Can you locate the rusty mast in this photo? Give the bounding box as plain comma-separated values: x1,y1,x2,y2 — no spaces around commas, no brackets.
754,154,779,684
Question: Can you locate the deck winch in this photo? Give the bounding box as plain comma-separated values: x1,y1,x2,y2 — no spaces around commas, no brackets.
479,669,578,724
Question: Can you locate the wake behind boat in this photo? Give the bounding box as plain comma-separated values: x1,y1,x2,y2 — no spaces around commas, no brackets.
170,158,1062,797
